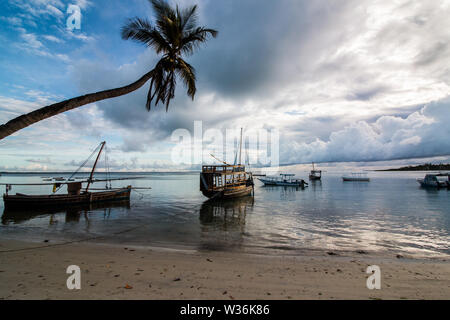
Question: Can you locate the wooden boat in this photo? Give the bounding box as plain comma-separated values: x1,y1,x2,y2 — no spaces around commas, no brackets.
417,173,450,189
309,162,322,181
342,172,370,182
2,141,147,209
259,173,308,187
200,128,254,200
200,164,254,199
3,186,132,209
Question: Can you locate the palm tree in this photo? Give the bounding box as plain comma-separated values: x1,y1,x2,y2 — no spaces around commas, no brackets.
0,0,217,140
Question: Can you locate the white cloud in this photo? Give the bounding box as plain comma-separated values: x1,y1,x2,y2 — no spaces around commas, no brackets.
2,0,450,170
282,97,450,164
43,35,63,43
20,32,43,49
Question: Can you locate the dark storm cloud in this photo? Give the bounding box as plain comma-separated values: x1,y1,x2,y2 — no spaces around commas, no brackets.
68,0,450,164
191,0,359,99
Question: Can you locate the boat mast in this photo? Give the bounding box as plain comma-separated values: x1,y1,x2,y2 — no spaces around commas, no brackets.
239,127,243,165
85,141,106,192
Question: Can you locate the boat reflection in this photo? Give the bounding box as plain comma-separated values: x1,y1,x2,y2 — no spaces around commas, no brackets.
260,185,306,200
198,196,254,251
199,196,254,229
1,200,130,225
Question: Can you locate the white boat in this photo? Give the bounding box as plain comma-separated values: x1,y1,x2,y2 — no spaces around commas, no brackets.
258,174,308,187
417,173,449,189
342,172,370,182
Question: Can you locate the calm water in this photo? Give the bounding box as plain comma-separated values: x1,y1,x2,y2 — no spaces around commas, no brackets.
0,171,449,258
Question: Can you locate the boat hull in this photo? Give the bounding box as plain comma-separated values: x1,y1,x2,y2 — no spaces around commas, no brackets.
258,178,308,187
201,185,253,200
3,187,131,209
342,178,370,182
417,179,449,189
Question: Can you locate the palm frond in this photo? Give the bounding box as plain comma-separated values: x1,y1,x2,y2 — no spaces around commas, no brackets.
180,5,198,33
121,17,171,54
175,58,196,99
181,27,218,55
123,0,218,112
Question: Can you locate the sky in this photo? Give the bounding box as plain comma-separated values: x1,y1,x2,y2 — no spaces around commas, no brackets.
0,0,450,172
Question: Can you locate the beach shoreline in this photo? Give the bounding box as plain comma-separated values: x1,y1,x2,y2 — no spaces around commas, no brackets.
0,239,448,300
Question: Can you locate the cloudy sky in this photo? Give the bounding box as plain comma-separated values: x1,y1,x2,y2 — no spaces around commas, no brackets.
0,0,450,171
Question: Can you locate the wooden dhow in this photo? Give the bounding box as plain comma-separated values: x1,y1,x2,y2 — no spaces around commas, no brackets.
200,128,254,200
2,141,149,209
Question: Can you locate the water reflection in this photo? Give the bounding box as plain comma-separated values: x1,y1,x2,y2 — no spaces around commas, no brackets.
198,196,254,251
260,185,306,200
309,180,322,191
1,200,131,225
199,196,254,229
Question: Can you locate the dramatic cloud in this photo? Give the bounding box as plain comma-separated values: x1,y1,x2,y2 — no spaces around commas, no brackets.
281,97,450,164
1,0,450,170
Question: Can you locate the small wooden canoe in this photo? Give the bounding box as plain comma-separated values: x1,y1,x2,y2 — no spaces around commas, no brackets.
3,186,131,209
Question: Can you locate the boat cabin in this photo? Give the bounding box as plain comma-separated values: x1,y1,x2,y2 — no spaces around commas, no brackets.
418,173,450,188
200,164,254,199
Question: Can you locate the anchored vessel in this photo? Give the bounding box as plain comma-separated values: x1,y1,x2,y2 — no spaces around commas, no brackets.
342,172,370,182
417,173,450,189
2,142,148,209
309,162,322,181
200,128,254,200
259,173,308,187
200,164,254,199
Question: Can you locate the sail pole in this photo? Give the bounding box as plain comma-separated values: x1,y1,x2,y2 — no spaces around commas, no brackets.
85,141,106,192
239,127,243,165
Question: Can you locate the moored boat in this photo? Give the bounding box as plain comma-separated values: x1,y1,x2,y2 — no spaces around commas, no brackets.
2,142,149,209
309,162,322,181
417,173,450,189
259,173,308,187
342,172,370,182
200,164,254,199
3,186,132,209
200,128,254,200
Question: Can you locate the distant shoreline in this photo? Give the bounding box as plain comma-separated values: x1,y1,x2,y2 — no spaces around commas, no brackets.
376,163,450,171
0,171,199,175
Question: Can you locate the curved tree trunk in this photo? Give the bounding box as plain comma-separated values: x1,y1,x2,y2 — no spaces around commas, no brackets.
0,69,154,140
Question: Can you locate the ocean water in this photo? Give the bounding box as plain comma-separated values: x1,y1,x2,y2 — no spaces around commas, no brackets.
0,170,449,258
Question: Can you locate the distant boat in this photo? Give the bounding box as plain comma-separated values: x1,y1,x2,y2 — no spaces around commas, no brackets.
417,173,449,189
309,162,322,181
342,172,370,182
259,174,308,187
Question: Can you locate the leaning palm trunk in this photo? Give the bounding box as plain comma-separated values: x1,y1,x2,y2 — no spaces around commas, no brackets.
0,0,217,141
0,70,154,140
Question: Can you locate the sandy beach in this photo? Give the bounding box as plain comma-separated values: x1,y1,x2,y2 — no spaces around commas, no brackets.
0,239,448,300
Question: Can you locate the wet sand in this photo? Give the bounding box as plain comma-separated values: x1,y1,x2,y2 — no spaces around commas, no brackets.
0,239,449,300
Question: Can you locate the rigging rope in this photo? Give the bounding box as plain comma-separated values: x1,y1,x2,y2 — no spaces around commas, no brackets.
52,142,103,194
